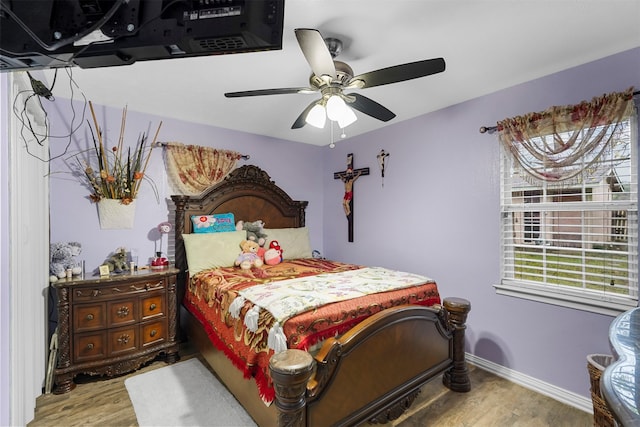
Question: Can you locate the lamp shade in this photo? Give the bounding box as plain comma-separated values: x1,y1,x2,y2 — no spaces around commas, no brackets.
326,95,347,121
305,103,326,128
337,105,357,128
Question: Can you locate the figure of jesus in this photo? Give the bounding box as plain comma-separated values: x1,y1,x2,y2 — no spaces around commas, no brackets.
340,167,362,216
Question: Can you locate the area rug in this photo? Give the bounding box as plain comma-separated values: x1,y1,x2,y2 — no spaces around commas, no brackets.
125,358,257,426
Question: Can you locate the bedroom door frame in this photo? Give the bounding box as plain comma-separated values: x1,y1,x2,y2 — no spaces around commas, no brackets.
1,71,50,426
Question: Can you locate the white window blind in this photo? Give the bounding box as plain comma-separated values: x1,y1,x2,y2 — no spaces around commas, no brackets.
498,115,638,314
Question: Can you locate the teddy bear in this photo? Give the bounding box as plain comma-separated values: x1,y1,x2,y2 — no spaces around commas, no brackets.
236,220,268,247
102,247,129,273
49,242,82,282
235,240,264,270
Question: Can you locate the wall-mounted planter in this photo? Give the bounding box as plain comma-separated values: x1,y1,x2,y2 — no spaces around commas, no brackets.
97,199,136,229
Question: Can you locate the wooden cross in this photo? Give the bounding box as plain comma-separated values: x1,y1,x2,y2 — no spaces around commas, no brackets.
333,153,369,242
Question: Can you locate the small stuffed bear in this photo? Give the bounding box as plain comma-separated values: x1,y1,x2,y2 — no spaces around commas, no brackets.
103,247,129,273
236,220,268,247
235,240,264,270
49,242,82,282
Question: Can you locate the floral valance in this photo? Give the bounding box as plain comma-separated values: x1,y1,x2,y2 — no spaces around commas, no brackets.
497,87,636,184
163,142,243,195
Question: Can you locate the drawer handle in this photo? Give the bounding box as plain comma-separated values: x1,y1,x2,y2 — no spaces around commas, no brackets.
86,314,94,321
86,343,94,350
117,334,130,346
149,303,157,311
150,329,157,337
117,306,130,317
145,281,162,291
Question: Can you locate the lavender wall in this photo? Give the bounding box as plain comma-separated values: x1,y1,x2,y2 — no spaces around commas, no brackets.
322,47,640,398
46,102,325,271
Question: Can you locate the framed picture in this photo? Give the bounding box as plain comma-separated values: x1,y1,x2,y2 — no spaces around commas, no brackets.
98,265,110,276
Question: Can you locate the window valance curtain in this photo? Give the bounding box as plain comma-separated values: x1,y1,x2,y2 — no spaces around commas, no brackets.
497,87,636,184
163,142,243,195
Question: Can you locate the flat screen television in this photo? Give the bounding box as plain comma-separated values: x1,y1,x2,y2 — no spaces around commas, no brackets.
0,0,285,72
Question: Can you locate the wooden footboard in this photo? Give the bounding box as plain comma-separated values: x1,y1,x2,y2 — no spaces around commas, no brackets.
269,297,471,426
186,297,470,426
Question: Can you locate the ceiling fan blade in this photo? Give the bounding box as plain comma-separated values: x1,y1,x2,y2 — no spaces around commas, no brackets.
294,28,336,80
347,93,396,122
225,87,316,98
348,58,445,89
291,100,319,129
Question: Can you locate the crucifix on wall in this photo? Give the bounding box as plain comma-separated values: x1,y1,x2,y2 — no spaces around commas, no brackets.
334,153,369,242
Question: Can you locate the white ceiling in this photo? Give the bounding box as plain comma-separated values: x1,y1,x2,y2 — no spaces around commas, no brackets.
45,0,640,147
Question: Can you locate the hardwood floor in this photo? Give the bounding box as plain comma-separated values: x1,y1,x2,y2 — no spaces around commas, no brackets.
392,367,593,427
29,343,594,427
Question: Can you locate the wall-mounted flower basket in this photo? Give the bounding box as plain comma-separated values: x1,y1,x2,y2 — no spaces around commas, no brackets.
70,101,163,226
97,199,137,229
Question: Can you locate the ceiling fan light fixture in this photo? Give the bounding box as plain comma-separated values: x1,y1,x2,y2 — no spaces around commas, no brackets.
326,94,357,128
337,105,357,128
326,95,347,121
306,103,326,128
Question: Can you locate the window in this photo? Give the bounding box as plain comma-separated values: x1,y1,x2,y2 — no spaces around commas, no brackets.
495,94,638,316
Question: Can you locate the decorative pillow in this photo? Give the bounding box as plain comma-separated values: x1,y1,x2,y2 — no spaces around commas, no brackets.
191,213,236,233
263,227,312,260
182,230,245,274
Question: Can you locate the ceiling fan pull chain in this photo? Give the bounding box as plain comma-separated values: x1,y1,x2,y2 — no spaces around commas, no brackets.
329,121,336,148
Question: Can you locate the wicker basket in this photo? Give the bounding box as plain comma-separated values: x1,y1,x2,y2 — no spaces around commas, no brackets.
587,354,616,427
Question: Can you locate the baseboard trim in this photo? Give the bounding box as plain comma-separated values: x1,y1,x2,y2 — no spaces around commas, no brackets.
466,353,593,414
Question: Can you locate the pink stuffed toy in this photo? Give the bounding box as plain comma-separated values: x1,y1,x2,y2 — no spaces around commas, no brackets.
264,248,281,265
269,240,283,262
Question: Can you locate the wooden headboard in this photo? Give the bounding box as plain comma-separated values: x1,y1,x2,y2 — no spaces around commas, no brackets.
170,165,308,275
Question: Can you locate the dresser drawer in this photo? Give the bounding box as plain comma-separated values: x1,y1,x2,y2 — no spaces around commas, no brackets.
108,299,137,326
108,326,137,356
128,278,165,292
72,278,164,302
74,332,107,362
141,293,164,319
141,320,166,347
74,304,106,331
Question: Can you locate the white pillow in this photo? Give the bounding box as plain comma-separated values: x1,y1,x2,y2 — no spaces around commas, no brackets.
263,227,312,260
182,230,245,274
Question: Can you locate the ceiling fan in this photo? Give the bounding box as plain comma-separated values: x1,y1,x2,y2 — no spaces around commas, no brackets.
224,28,446,130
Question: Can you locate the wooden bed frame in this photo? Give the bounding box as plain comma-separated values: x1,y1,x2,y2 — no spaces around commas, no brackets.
171,165,471,426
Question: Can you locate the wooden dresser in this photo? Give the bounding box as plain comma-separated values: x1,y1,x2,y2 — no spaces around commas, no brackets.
51,268,180,394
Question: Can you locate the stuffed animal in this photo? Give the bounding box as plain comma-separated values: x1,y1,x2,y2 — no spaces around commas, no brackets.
49,242,82,282
102,247,129,273
236,220,268,247
264,248,281,265
268,240,283,263
235,240,264,270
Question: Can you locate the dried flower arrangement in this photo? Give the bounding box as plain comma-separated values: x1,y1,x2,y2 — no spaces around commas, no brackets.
76,101,163,204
